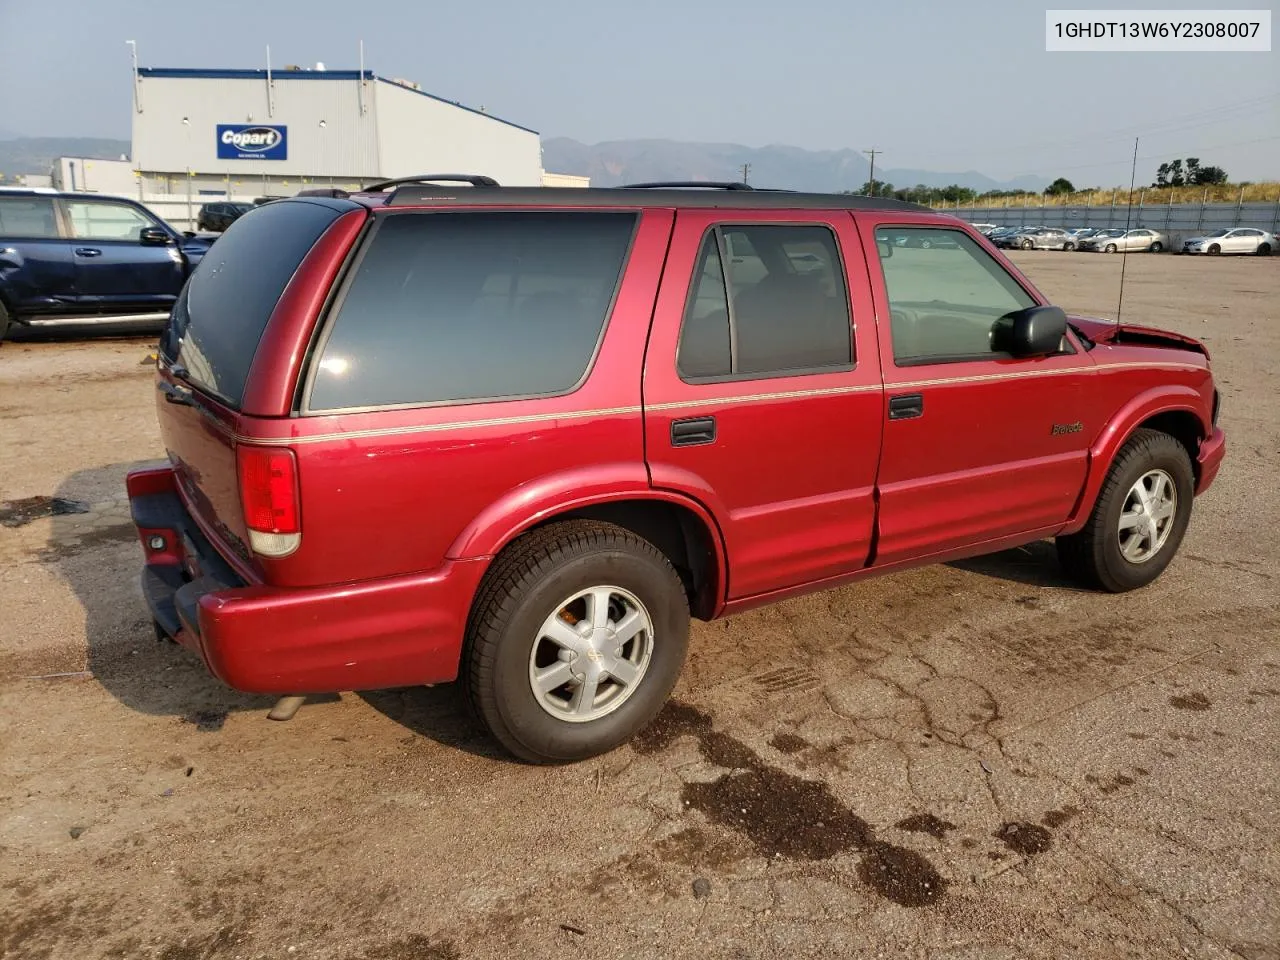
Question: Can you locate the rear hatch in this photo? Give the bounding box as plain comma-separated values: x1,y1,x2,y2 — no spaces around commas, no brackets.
154,199,353,577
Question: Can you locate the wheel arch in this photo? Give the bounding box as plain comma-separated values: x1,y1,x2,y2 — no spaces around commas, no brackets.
1063,388,1209,534
447,472,728,621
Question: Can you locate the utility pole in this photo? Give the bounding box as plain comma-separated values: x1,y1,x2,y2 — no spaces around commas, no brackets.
864,148,880,196
740,163,751,185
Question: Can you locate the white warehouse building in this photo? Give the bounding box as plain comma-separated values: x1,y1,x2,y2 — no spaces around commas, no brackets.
128,65,560,199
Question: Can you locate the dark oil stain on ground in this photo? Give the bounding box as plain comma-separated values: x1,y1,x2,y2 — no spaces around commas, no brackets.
0,495,90,528
857,842,946,908
182,710,228,733
769,732,810,754
895,813,956,839
995,821,1053,856
38,522,137,562
1169,691,1211,711
634,701,948,907
1041,805,1080,829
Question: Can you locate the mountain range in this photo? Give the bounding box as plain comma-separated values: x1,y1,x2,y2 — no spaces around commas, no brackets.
541,138,1049,194
0,134,1049,194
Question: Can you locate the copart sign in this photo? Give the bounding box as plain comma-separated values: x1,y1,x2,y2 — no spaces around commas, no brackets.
216,124,288,161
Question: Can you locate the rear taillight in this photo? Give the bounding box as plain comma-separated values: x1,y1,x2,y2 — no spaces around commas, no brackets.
237,446,301,558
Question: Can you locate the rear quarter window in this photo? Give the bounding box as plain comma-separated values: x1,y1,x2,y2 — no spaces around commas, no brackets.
161,200,344,407
306,211,637,412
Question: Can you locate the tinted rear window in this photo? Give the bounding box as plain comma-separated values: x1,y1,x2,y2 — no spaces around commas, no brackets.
307,211,636,412
161,200,343,407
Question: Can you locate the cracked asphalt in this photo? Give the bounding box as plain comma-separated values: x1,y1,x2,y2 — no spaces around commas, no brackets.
1,252,1277,960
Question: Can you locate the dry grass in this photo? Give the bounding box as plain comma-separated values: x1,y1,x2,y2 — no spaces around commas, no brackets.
933,181,1280,210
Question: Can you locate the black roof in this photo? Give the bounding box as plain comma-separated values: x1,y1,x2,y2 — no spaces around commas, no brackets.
379,183,933,213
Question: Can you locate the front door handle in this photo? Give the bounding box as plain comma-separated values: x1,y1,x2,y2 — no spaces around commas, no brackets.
671,416,716,447
888,393,924,420
74,248,102,258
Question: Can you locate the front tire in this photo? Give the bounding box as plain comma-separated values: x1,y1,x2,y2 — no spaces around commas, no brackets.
1208,244,1221,255
1104,243,1118,254
1020,238,1033,250
1056,429,1195,593
464,520,691,763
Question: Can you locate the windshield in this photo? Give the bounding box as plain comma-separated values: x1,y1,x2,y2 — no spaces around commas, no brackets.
1205,229,1230,238
1099,229,1125,237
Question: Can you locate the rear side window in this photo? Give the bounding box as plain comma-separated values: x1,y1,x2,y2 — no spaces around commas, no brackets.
161,200,343,407
0,197,59,238
307,211,636,412
676,224,852,381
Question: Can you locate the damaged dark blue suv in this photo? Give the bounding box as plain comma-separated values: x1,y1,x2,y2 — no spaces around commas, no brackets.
0,188,212,341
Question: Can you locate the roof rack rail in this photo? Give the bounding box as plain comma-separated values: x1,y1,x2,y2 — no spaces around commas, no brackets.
622,181,755,191
363,174,500,192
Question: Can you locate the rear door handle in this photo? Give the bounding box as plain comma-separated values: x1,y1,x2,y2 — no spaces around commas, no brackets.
670,416,716,447
74,248,102,258
888,393,924,420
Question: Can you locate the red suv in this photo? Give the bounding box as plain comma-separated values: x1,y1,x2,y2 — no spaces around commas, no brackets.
127,177,1226,762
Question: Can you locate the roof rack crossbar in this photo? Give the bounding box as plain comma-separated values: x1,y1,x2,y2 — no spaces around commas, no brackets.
622,181,755,191
363,174,500,192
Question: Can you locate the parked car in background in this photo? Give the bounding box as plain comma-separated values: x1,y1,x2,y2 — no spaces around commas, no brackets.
970,223,997,234
1078,228,1166,253
1063,228,1099,251
126,178,1226,763
1008,227,1070,250
197,201,254,232
0,187,212,341
993,226,1045,248
1181,228,1276,256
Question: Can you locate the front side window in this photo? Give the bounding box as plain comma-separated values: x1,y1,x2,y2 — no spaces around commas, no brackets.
64,201,155,241
0,197,59,238
875,226,1037,366
308,211,636,412
676,223,852,381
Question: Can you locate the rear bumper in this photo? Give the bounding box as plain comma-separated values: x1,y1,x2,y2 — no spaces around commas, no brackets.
126,466,487,695
1196,426,1226,494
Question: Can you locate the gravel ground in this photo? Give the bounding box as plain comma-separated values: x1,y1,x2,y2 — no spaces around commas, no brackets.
1,252,1277,960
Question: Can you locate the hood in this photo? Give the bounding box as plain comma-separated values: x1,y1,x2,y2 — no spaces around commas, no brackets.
1068,314,1210,359
178,233,215,266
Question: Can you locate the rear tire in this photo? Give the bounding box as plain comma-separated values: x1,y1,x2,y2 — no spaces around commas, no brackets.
1056,429,1194,593
1258,243,1272,256
464,520,691,764
1149,241,1163,253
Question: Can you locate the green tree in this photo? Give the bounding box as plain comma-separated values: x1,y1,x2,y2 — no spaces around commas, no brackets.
1184,157,1201,183
1154,162,1171,187
1168,159,1185,187
1046,177,1075,195
1193,164,1228,186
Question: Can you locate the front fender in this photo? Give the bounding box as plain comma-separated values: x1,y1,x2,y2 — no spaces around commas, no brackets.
1062,385,1209,533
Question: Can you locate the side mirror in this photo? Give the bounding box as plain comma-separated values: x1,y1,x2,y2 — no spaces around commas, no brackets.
876,239,893,259
994,304,1068,358
140,227,172,245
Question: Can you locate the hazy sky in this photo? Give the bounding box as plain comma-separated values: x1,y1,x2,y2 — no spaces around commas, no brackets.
0,0,1276,184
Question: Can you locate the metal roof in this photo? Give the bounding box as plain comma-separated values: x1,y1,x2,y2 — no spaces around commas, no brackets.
135,68,537,134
